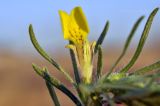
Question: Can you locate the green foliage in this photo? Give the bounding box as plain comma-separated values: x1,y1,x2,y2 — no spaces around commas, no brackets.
32,64,82,106
69,41,81,84
97,46,103,79
29,25,74,85
133,61,160,75
120,8,159,73
94,21,109,54
29,8,160,106
106,16,144,77
45,69,60,106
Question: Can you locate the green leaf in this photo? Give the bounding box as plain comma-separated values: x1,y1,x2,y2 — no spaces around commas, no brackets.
29,25,74,85
29,24,53,63
32,64,61,86
69,41,81,84
133,61,160,75
96,82,138,92
44,69,60,106
45,81,60,106
94,21,109,54
32,64,82,106
97,45,103,79
106,16,144,77
116,72,160,86
148,71,160,79
120,8,159,73
117,88,160,106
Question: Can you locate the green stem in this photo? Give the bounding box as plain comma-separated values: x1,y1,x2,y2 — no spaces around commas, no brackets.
32,64,82,106
45,80,60,106
69,41,81,84
44,73,82,106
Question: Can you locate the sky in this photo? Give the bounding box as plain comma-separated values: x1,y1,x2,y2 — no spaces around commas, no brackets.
0,0,160,53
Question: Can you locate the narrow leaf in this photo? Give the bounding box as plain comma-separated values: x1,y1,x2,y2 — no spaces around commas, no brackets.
32,64,82,106
44,69,60,106
68,43,83,101
94,21,109,54
97,45,103,79
96,83,138,91
45,81,60,106
29,25,74,85
133,61,160,75
120,8,159,73
106,16,144,77
32,64,61,86
69,41,81,84
29,24,52,63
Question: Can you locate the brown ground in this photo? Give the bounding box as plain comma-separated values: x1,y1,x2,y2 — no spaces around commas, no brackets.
0,47,159,106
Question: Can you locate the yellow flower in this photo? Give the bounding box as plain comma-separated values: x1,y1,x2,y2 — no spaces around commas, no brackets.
59,6,89,45
59,7,95,84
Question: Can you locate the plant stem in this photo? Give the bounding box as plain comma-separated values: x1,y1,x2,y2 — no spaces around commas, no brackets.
45,81,60,106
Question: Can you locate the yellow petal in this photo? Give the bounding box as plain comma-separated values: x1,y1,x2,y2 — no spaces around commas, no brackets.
59,7,90,44
71,7,90,34
59,10,70,40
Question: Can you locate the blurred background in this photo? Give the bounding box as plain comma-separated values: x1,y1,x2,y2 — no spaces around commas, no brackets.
0,0,160,106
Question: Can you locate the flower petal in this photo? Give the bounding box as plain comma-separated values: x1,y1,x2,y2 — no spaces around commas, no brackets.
59,10,70,40
71,7,90,35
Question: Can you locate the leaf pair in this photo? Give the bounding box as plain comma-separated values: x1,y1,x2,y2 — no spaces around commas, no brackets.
29,25,74,85
95,21,109,80
120,8,159,73
32,64,82,106
29,26,82,105
104,8,160,79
